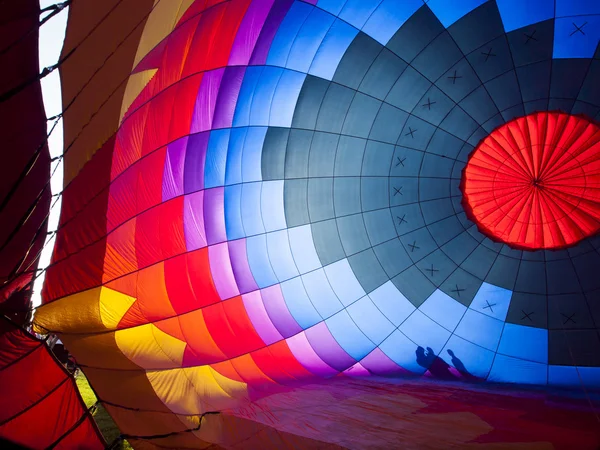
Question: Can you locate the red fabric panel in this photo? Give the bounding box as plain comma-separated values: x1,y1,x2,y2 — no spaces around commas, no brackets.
0,318,104,449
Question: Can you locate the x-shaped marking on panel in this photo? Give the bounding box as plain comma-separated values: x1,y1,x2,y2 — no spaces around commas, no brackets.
408,241,419,252
451,285,465,297
561,312,576,325
570,22,587,36
405,127,417,138
447,70,462,84
425,264,439,277
395,156,406,167
524,29,538,44
396,214,407,225
481,47,496,61
483,300,496,313
422,98,436,110
393,186,403,196
521,310,534,322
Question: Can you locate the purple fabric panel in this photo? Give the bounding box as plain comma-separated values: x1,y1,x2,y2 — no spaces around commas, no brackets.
228,238,259,294
203,187,227,245
343,362,372,377
212,66,247,129
183,132,209,195
229,0,276,65
261,284,302,338
183,190,207,251
305,322,356,372
208,242,240,300
242,290,283,345
360,348,407,376
162,136,188,202
249,0,295,65
287,332,338,377
190,68,225,133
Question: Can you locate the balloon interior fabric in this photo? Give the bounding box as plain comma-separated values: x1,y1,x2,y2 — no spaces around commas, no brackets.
35,0,600,448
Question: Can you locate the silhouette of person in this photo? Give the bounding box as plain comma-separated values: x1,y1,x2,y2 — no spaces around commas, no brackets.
447,349,480,382
415,346,456,380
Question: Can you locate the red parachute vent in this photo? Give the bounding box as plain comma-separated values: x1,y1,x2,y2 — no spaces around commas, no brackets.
461,111,600,251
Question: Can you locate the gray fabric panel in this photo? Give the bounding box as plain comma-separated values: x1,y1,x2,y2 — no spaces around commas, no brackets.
397,115,437,150
390,147,424,177
334,177,361,216
523,99,549,114
359,48,407,100
459,85,500,124
308,131,338,177
392,265,436,307
516,60,551,102
261,127,289,180
333,32,382,90
486,255,520,290
400,227,438,263
572,252,600,292
311,219,345,266
500,104,526,122
550,58,591,99
437,58,482,104
461,243,497,281
362,177,390,211
307,178,334,222
507,19,554,68
337,213,370,256
391,203,425,235
362,141,394,176
334,136,366,176
341,93,382,138
545,260,583,295
363,209,397,246
291,75,330,129
439,106,479,141
428,129,465,159
315,83,355,134
514,260,546,294
549,330,600,366
467,36,514,84
412,32,463,82
284,179,309,227
548,294,596,330
348,249,389,294
421,198,455,224
373,238,412,278
386,66,432,112
447,0,504,55
481,114,505,134
429,216,466,248
485,71,522,112
389,176,418,206
369,103,408,144
419,153,453,178
418,249,458,287
505,292,548,328
577,59,600,106
411,85,454,126
440,267,482,306
386,5,444,62
419,177,450,201
284,129,312,179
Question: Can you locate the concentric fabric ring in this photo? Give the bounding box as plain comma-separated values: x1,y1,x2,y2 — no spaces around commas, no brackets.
462,111,600,250
38,0,600,431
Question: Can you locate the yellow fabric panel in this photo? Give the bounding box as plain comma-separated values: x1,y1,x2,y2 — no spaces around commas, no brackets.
146,365,248,415
132,0,196,70
115,323,185,369
119,69,157,123
99,286,136,329
59,332,140,370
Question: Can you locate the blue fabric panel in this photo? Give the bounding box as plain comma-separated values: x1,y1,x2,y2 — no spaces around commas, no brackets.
347,296,395,345
471,282,512,321
288,225,322,274
362,0,424,44
454,309,504,351
204,129,230,189
317,0,347,16
441,335,495,379
498,324,548,364
419,289,467,332
241,182,265,236
339,0,381,29
368,280,415,326
266,230,299,282
232,66,262,127
224,184,244,240
379,329,427,374
302,269,344,318
399,310,452,355
225,127,245,186
309,19,359,80
323,259,366,306
326,310,376,360
553,15,600,59
555,0,600,16
267,2,313,68
488,354,548,385
288,8,335,73
246,234,279,288
250,67,283,126
281,277,322,329
427,0,487,27
260,180,286,232
241,127,266,183
496,0,554,32
270,70,307,127
548,366,600,388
